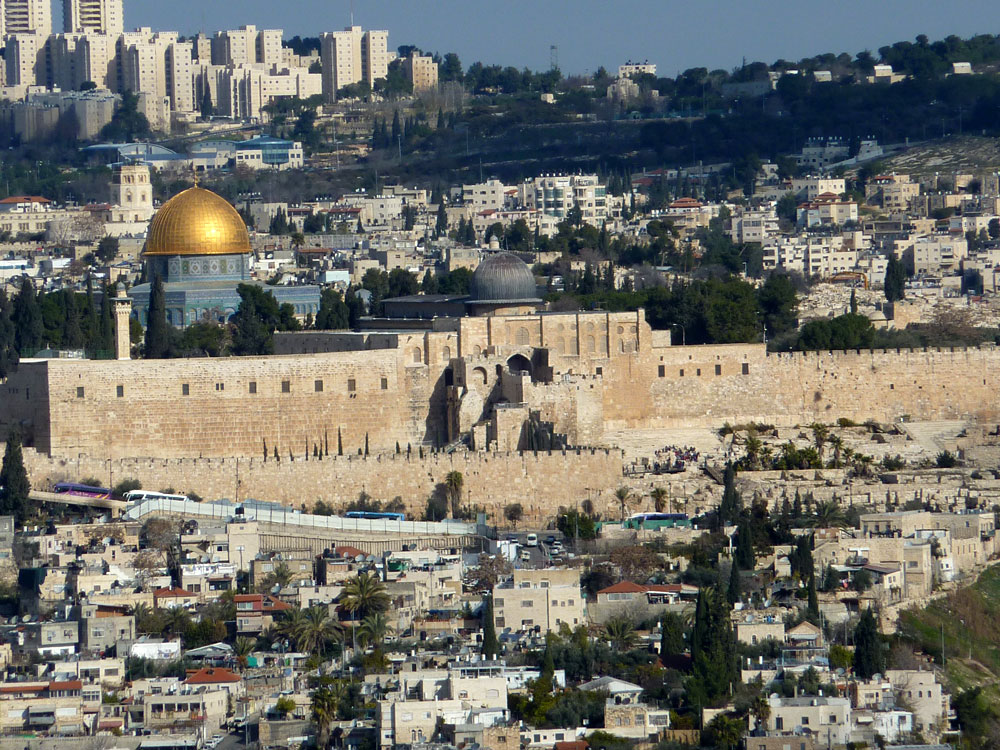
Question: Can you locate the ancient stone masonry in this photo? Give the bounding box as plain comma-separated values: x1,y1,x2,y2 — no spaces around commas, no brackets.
23,447,625,522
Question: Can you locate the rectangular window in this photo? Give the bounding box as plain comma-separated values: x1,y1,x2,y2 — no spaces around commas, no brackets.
282,380,291,393
658,365,665,377
595,367,603,375
715,364,722,376
801,716,809,726
76,387,85,398
381,377,388,390
347,378,356,392
249,381,257,394
315,380,323,392
182,383,189,396
775,718,783,730
742,362,750,375
215,382,224,391
116,385,124,397
679,369,684,377
696,368,701,376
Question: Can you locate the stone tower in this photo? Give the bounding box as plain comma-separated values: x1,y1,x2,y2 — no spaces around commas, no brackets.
113,282,131,360
111,162,153,223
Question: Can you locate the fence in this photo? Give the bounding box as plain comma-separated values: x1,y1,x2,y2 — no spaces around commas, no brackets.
124,496,479,536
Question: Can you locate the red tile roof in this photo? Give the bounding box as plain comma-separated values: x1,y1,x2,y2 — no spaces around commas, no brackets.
184,667,240,685
596,581,646,594
48,680,83,691
0,195,50,204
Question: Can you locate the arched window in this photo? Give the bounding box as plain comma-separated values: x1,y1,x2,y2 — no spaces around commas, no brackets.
516,327,530,346
586,335,596,354
412,347,422,363
473,344,482,356
441,346,451,361
472,367,488,385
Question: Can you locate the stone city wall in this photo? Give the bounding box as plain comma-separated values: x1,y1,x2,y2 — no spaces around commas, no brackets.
23,447,625,522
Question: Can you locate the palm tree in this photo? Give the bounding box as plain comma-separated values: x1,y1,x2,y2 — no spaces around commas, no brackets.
233,636,255,671
296,605,342,654
358,612,392,648
445,470,464,518
828,435,844,468
340,571,390,620
744,433,763,470
290,231,305,252
274,606,308,647
650,486,669,513
161,606,191,638
811,499,848,528
750,694,771,731
614,486,634,521
709,714,745,750
311,686,338,749
810,423,830,462
130,602,155,634
603,616,637,651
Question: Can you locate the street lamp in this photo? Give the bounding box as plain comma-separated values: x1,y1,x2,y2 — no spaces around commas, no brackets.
667,321,686,346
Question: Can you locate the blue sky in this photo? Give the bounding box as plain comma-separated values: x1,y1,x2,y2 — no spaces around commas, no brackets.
122,0,1000,76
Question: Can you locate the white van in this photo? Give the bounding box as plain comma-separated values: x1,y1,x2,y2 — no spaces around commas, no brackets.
525,533,538,547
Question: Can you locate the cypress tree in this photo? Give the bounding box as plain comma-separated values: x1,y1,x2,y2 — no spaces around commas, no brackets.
0,430,30,523
62,290,83,349
807,573,820,621
735,520,754,569
660,612,684,659
99,283,114,353
481,595,499,660
852,608,885,679
727,560,740,605
144,275,170,358
12,278,43,355
85,275,98,348
435,202,448,237
0,289,17,378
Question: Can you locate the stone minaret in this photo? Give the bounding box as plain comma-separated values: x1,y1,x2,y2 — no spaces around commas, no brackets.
113,282,132,360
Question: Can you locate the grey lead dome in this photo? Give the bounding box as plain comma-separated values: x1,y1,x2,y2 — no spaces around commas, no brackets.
470,252,539,302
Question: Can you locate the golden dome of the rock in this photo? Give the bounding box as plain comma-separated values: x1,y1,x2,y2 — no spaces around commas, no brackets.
143,186,251,257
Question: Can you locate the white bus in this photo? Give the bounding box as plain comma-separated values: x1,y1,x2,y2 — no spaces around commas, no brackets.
123,490,190,503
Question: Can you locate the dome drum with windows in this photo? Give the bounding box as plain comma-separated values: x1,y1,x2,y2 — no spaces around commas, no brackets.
127,185,319,328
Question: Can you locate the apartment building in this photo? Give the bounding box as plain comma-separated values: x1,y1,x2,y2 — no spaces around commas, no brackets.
759,695,852,746
518,174,608,226
1,0,51,37
0,680,92,735
894,234,968,275
797,195,858,228
868,174,920,212
791,176,846,202
463,179,511,211
212,25,282,68
402,51,437,92
492,568,584,634
62,0,122,36
320,25,390,101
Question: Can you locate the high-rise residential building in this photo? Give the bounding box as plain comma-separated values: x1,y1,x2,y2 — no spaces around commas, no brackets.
360,28,389,87
402,52,437,93
118,28,195,116
3,32,45,85
212,25,282,68
320,25,390,101
1,0,52,37
62,0,123,37
48,30,114,89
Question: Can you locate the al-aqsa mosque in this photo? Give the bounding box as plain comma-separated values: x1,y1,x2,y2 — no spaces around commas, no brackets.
127,185,319,326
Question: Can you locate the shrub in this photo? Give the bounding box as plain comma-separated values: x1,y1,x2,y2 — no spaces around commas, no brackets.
113,478,141,496
936,450,959,468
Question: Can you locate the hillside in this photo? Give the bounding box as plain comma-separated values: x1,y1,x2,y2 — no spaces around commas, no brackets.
882,136,1000,178
898,563,1000,696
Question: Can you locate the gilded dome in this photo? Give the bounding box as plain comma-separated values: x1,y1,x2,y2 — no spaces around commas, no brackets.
143,187,251,257
471,252,539,302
